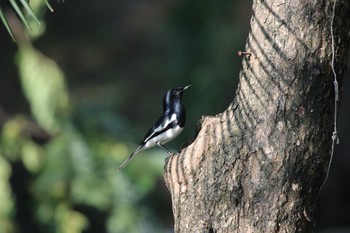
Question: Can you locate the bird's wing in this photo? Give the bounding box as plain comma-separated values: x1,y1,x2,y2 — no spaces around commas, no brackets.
142,113,178,143
118,113,178,169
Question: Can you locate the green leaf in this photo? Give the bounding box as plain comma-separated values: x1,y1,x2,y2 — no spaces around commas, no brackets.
19,0,41,25
0,7,15,41
9,0,31,30
17,45,69,133
45,0,54,12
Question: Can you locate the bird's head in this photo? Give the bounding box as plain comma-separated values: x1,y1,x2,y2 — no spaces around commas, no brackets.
164,85,191,108
170,85,191,98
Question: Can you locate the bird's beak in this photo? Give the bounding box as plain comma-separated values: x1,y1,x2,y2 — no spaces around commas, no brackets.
183,85,191,91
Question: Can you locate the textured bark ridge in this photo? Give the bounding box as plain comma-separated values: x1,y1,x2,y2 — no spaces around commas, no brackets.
164,0,350,232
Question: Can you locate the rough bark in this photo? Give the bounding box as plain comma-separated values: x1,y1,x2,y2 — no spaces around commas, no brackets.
164,0,350,232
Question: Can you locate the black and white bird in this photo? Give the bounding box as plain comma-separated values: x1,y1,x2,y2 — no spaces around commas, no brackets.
118,85,191,169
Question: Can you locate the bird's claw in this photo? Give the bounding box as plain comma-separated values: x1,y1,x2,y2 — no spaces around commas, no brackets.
165,153,179,162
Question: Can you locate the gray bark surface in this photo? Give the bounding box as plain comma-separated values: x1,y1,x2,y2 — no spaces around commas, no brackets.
164,0,350,232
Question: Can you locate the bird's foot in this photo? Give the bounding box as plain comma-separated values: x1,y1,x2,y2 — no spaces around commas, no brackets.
165,156,171,163
164,153,179,163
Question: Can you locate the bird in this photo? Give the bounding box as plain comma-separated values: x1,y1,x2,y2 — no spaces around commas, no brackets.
118,85,191,169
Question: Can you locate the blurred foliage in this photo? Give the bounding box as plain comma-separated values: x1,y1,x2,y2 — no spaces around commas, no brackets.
0,152,15,233
0,0,253,232
1,34,167,232
0,0,50,41
18,44,69,133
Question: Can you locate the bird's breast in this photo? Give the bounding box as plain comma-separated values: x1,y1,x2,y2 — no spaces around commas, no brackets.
162,125,183,143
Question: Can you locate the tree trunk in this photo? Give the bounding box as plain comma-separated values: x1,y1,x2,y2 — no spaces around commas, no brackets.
164,0,350,232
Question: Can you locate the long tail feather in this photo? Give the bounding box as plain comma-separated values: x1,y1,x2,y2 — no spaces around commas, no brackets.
118,145,143,169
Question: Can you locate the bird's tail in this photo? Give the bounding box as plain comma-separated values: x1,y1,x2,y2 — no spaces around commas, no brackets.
118,145,144,169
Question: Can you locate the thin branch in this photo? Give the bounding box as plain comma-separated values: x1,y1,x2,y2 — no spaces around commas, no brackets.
320,0,339,193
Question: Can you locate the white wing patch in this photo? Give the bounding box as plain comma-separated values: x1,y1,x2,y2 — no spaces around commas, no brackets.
143,113,183,150
144,113,177,142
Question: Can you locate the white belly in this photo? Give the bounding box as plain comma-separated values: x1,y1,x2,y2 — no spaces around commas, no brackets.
143,125,183,149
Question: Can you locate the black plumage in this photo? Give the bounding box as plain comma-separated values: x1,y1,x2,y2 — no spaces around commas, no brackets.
118,85,190,169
